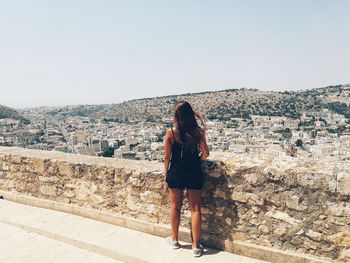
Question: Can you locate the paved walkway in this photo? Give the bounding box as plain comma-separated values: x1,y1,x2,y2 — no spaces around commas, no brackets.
0,222,122,263
0,199,269,263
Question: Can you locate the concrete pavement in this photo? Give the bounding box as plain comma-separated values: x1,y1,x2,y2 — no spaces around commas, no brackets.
0,221,122,263
0,198,269,263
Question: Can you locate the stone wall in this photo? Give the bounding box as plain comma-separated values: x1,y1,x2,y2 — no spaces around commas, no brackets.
0,147,349,262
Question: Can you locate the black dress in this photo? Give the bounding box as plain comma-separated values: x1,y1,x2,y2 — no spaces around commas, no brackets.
166,127,204,190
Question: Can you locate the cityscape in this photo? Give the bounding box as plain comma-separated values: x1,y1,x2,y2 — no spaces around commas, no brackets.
1,85,350,163
1,1,350,262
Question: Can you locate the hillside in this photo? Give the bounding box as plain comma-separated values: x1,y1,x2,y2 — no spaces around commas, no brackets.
0,104,30,123
94,84,350,122
46,104,109,117
42,84,350,122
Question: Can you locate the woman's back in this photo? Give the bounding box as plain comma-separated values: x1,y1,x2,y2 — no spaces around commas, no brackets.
170,126,201,168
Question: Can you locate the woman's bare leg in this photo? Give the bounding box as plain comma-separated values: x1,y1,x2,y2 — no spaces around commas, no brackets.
187,189,202,248
169,188,183,241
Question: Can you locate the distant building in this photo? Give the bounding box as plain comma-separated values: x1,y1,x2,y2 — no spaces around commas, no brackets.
246,146,268,155
88,138,100,152
122,151,136,160
100,140,109,151
73,131,88,145
150,135,158,142
55,143,68,152
126,137,138,145
150,142,164,151
141,130,150,140
114,148,123,158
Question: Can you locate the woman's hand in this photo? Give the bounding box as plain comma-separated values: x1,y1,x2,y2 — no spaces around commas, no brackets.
164,173,168,182
199,132,209,160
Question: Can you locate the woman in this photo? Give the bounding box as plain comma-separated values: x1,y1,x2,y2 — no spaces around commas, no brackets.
163,101,210,257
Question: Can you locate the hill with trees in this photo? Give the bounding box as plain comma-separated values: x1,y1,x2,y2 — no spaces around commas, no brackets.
0,104,30,123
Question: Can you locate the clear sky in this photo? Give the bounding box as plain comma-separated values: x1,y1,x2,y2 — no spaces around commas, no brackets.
1,1,349,108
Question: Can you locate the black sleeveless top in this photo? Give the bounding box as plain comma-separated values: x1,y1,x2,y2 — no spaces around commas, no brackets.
170,127,201,168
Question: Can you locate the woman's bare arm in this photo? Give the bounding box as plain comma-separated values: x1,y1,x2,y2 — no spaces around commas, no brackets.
199,131,209,160
163,128,172,179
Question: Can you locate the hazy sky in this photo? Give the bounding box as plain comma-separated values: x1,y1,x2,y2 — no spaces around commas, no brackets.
1,1,349,108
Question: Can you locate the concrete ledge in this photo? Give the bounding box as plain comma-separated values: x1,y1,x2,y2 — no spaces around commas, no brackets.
0,190,333,263
231,241,333,263
0,190,192,243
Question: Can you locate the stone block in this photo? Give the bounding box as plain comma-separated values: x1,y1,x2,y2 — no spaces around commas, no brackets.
32,158,46,174
286,195,307,211
337,172,350,195
58,162,73,176
231,191,264,206
265,210,300,226
338,249,350,262
305,230,322,242
258,225,270,234
39,185,58,197
274,227,287,237
327,230,350,248
326,201,350,217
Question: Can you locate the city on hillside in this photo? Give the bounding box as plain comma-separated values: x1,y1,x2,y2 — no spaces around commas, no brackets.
1,86,350,163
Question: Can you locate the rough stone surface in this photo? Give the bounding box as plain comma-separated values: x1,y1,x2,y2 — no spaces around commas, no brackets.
285,195,307,211
327,230,350,248
338,249,350,262
305,230,323,242
265,210,300,226
0,147,349,262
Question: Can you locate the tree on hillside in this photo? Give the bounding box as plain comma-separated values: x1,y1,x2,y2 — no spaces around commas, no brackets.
295,139,303,148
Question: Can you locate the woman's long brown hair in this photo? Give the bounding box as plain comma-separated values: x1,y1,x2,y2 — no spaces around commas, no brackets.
173,101,207,150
